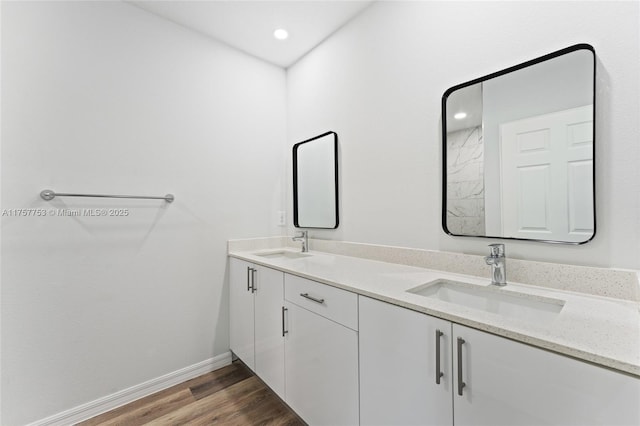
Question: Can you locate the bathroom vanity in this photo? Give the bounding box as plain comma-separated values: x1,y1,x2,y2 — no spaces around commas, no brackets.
230,256,358,425
228,240,640,426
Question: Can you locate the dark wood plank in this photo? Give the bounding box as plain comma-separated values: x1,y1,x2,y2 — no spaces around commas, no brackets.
189,377,305,426
215,386,304,426
147,375,266,425
78,362,252,425
189,360,253,400
78,388,195,426
79,361,304,426
188,378,303,426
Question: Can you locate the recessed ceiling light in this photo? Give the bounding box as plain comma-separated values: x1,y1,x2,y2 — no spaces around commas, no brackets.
273,28,289,40
454,112,467,120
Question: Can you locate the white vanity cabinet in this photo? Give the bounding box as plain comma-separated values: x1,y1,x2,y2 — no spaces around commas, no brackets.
229,258,256,369
229,258,285,398
284,274,359,426
452,324,640,426
230,252,639,426
359,296,640,426
359,296,453,426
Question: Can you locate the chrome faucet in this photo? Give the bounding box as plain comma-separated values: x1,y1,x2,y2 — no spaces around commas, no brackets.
485,243,507,286
292,230,308,253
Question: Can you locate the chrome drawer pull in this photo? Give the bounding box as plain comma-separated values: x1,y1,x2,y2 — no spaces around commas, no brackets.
282,306,288,337
435,329,444,385
300,292,325,304
251,268,257,293
457,337,466,396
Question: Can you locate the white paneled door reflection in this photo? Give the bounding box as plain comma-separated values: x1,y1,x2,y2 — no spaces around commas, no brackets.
500,105,593,242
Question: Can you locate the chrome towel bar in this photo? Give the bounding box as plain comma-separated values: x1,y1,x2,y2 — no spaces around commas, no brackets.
40,189,174,203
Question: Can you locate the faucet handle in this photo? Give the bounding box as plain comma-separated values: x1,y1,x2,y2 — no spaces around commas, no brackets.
488,243,505,257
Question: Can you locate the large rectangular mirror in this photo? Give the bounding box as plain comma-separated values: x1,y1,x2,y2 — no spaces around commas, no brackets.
293,131,339,229
442,44,595,244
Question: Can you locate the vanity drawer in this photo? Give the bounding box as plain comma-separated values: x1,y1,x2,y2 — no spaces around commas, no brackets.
285,274,358,330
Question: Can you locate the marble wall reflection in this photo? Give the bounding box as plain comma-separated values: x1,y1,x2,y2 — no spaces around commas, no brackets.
446,126,485,235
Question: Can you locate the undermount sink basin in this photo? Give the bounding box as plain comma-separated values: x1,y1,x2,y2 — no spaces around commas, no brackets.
254,250,311,260
407,279,564,321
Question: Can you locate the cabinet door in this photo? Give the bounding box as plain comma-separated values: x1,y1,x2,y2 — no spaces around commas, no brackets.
453,324,640,426
229,258,255,370
359,296,453,426
254,265,285,398
284,301,359,426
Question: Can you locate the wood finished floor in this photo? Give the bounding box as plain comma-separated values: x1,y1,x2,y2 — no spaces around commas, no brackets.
78,361,305,425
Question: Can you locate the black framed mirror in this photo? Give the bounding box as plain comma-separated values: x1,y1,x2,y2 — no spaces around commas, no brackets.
442,44,595,244
293,131,339,229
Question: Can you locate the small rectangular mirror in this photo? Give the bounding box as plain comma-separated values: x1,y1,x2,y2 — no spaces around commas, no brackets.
442,44,595,244
293,131,339,229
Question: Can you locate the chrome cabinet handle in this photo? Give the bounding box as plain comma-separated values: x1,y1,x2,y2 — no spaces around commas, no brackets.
300,292,325,304
457,337,466,396
246,267,252,292
251,268,257,293
436,329,444,385
282,306,288,337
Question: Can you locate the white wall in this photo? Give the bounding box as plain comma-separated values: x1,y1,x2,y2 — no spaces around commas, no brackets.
287,1,640,269
1,1,286,424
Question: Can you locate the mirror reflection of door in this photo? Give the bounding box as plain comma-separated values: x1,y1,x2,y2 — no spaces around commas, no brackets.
442,44,595,244
499,105,593,242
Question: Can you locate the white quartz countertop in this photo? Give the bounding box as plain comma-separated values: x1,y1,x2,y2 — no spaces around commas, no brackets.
229,248,640,378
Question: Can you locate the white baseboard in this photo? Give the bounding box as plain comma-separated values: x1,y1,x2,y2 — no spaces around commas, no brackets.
28,351,232,426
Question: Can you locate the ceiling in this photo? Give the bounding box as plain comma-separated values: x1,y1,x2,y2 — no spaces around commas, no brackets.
129,0,374,68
